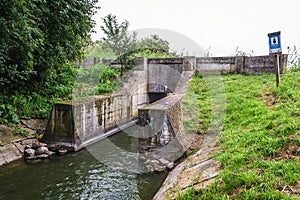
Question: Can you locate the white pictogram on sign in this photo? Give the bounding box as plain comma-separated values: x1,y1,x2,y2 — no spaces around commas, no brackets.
272,37,278,45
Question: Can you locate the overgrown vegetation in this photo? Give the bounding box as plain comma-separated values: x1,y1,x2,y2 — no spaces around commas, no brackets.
0,4,177,124
0,0,98,123
0,0,98,92
178,70,300,199
73,63,121,97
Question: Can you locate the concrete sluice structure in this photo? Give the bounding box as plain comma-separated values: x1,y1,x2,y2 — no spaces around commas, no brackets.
42,58,195,152
42,55,288,152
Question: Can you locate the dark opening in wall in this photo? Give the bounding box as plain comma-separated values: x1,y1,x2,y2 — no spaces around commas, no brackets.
148,93,168,104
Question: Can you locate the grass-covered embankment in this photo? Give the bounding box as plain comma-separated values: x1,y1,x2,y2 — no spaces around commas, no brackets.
178,70,300,199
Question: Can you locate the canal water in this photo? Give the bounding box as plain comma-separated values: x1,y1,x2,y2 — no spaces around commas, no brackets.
0,126,167,200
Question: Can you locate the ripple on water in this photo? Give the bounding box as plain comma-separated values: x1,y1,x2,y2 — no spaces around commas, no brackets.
0,127,167,199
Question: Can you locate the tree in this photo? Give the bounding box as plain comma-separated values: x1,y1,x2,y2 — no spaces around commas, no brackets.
0,0,99,94
138,35,170,52
100,14,138,77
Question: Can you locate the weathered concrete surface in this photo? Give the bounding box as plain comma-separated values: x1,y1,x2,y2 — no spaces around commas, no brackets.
80,55,287,76
43,58,195,151
148,58,191,93
43,58,149,151
244,54,288,74
0,125,24,145
118,58,148,117
0,143,23,166
138,95,186,162
43,94,133,151
196,54,288,75
137,64,196,171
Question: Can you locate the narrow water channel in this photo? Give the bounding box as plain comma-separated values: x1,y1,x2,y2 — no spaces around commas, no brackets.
0,126,167,200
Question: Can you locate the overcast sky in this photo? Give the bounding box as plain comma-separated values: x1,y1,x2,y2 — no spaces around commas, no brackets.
91,0,300,56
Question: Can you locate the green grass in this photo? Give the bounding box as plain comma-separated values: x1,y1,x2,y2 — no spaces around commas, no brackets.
178,71,300,199
182,71,212,134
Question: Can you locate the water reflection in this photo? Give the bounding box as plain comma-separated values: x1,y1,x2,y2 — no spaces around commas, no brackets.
0,129,167,200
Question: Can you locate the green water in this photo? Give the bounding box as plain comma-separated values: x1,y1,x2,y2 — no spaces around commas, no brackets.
0,127,167,200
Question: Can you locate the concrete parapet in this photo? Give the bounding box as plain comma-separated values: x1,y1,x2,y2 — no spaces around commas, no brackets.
243,54,287,74
196,54,287,75
80,54,287,75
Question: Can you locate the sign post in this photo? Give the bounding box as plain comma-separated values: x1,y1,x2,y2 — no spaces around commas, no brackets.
268,31,282,87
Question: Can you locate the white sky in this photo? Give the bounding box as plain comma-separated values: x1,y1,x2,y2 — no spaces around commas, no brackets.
91,0,300,56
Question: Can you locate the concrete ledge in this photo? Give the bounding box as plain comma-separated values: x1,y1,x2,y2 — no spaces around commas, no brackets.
0,143,23,166
197,56,235,64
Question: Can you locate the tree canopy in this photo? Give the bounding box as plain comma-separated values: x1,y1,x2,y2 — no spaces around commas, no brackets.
99,14,176,76
0,0,99,94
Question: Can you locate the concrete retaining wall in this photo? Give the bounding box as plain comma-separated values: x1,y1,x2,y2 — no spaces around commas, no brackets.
80,54,287,75
43,94,132,150
243,55,287,74
196,54,287,74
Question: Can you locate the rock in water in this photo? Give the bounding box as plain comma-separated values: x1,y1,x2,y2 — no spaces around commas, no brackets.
25,156,37,160
24,148,35,157
35,146,49,155
36,154,49,159
39,142,48,147
58,148,68,155
159,158,170,166
47,151,56,156
31,142,40,150
167,162,175,170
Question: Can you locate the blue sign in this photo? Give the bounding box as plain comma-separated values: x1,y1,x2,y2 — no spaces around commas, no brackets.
268,31,282,54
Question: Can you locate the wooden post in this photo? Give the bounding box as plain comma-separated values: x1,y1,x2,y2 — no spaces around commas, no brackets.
276,54,280,87
268,31,282,87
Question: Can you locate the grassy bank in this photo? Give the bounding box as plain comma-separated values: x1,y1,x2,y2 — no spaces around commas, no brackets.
178,70,300,199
